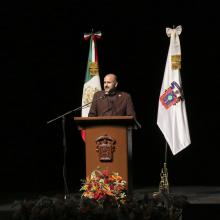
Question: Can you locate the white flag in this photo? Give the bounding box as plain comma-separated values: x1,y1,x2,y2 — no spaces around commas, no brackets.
157,25,191,155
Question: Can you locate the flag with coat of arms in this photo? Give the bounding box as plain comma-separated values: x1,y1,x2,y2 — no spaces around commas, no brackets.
81,31,102,140
157,25,191,155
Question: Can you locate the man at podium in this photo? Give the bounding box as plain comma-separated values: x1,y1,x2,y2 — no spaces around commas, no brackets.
76,73,138,192
88,73,136,118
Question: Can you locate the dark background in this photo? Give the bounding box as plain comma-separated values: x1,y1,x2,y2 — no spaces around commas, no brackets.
1,1,219,193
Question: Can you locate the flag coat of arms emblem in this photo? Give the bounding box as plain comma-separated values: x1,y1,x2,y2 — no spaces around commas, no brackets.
157,26,191,155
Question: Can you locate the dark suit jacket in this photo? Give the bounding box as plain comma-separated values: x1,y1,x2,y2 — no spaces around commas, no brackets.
88,90,136,118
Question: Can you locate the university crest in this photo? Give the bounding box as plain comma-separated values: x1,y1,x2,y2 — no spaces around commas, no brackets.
160,81,184,109
96,135,116,161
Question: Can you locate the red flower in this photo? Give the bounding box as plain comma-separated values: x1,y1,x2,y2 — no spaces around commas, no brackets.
110,185,114,190
104,178,109,184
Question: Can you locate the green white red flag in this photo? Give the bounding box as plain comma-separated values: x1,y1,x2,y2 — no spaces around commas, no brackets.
81,31,102,140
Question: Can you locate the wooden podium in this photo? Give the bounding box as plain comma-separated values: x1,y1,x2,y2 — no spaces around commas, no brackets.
74,116,137,190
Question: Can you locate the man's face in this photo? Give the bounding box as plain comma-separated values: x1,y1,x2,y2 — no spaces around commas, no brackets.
104,75,117,93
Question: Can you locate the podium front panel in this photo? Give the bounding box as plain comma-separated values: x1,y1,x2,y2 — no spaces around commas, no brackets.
85,124,129,184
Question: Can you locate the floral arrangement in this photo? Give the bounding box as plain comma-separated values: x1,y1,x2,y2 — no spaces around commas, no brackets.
80,169,127,207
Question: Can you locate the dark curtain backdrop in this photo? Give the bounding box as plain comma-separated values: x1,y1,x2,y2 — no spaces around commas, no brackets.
1,1,219,193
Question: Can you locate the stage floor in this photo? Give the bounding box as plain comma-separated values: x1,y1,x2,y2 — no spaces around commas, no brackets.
133,185,220,204
1,186,220,207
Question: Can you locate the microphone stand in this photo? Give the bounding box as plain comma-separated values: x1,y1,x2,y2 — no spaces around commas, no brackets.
47,95,105,124
61,116,69,199
47,95,105,199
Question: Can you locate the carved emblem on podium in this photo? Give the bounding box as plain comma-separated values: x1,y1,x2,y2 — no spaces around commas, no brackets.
96,135,116,161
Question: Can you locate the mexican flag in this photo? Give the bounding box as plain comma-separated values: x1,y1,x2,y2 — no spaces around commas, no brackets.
157,26,191,155
81,32,102,140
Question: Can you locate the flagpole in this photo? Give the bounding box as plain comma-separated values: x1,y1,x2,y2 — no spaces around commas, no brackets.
159,141,169,193
165,141,168,163
62,116,69,199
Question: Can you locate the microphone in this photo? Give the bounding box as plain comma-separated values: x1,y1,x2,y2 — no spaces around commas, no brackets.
100,91,112,99
104,92,110,97
104,88,115,97
98,88,116,100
